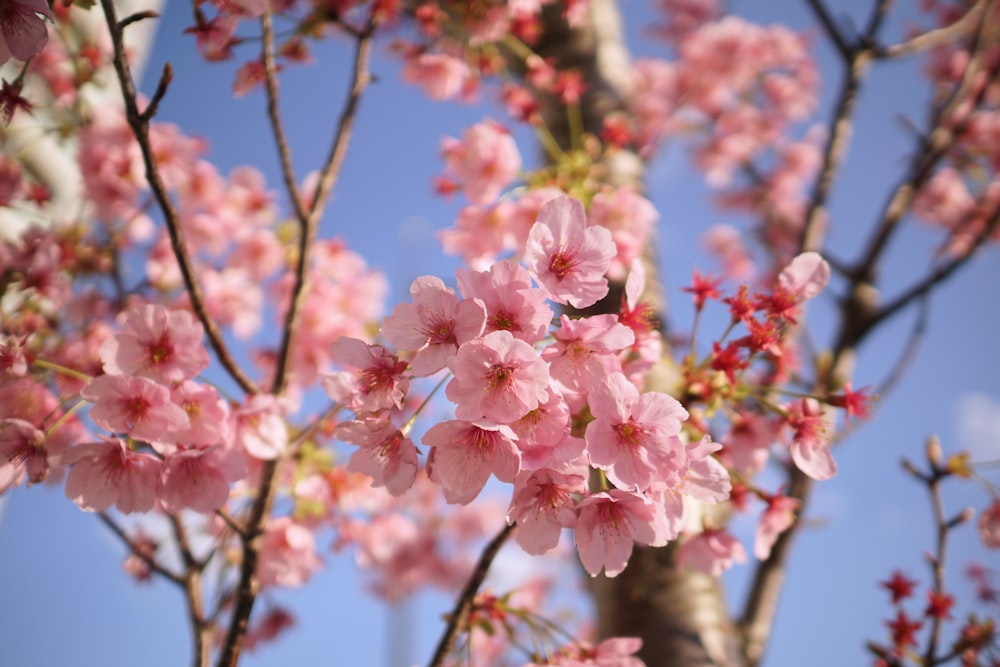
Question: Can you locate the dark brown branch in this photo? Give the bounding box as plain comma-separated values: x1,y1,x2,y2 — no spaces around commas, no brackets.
97,0,259,396
141,62,173,123
805,0,853,61
799,46,871,252
170,515,213,667
853,0,996,280
97,511,184,586
268,12,376,396
869,204,1000,330
427,523,515,667
214,12,377,667
875,0,987,59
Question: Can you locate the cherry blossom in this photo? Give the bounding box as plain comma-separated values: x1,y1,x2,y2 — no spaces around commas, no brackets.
159,445,246,513
321,338,409,413
585,373,688,491
334,417,419,496
0,418,48,484
786,398,836,480
446,330,550,424
507,468,585,554
422,419,521,502
100,304,210,384
979,499,1000,549
257,517,322,588
575,489,671,577
543,314,634,411
0,0,53,65
232,394,289,460
456,259,554,345
524,196,615,308
675,529,747,576
754,494,800,559
81,374,189,445
63,436,163,514
441,121,521,204
381,275,486,376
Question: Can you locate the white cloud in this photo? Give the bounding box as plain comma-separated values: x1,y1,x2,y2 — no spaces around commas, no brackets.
955,392,1000,460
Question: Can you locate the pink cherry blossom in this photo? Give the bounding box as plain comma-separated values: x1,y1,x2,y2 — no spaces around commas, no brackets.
587,187,659,279
786,398,836,480
0,0,53,65
334,417,418,496
543,314,634,411
456,259,554,345
81,374,189,445
100,304,210,384
575,489,670,577
232,394,288,460
381,275,486,376
675,529,747,576
63,436,163,514
159,445,246,513
445,330,550,424
321,337,409,413
0,418,48,484
402,51,470,101
257,517,322,588
755,494,800,559
441,121,521,204
585,373,688,491
510,392,572,468
978,499,1000,549
507,468,585,554
439,201,520,270
169,381,231,449
524,196,615,308
422,420,521,502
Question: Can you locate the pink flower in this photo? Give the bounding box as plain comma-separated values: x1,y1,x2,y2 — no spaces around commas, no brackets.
0,0,53,65
381,275,486,376
585,373,688,491
755,494,799,559
321,337,409,413
100,304,210,384
63,436,163,513
543,314,634,411
575,489,670,577
0,418,48,484
507,468,585,554
422,420,521,502
588,187,659,279
457,259,553,345
169,381,231,449
232,394,289,460
979,499,1000,549
524,196,615,308
442,121,521,204
402,51,470,100
81,374,189,445
445,330,550,424
675,529,747,576
334,417,418,496
786,398,835,480
257,517,322,588
159,445,245,513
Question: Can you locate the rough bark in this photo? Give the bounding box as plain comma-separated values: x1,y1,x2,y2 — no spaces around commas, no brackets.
533,3,742,665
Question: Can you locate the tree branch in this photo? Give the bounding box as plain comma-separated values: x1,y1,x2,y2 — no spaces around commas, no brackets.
875,0,988,59
804,0,853,62
97,511,183,586
427,523,515,667
97,0,259,396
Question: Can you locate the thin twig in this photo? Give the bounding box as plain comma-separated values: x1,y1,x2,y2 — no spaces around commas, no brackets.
923,464,949,665
427,523,516,667
852,0,996,280
869,204,1000,330
805,0,853,61
97,0,259,396
97,511,184,586
170,515,213,667
268,12,376,395
213,11,377,667
876,0,988,59
873,289,929,400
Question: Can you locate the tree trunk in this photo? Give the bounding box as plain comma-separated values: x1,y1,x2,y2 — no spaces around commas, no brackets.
533,3,743,665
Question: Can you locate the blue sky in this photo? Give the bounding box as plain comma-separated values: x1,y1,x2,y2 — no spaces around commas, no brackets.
1,1,998,666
